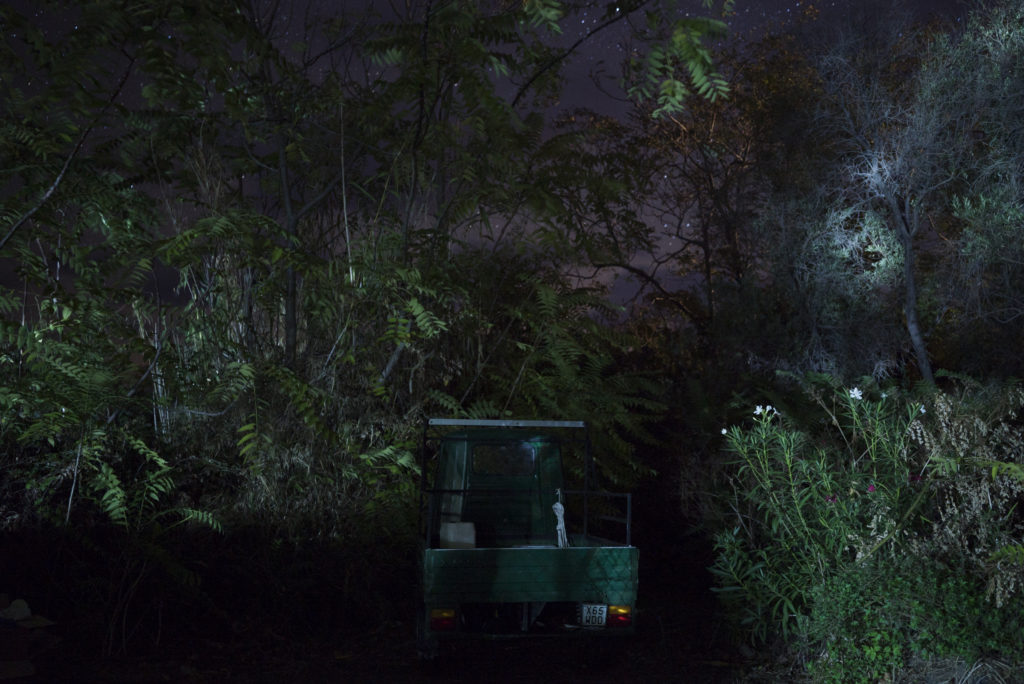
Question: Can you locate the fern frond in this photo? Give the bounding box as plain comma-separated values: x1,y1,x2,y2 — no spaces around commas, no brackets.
465,399,504,420
163,507,223,533
93,461,128,528
407,297,448,338
427,389,462,416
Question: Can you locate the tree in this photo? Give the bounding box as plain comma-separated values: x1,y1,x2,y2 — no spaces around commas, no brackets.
0,0,185,524
584,27,822,367
926,2,1024,375
1,0,736,536
808,7,974,384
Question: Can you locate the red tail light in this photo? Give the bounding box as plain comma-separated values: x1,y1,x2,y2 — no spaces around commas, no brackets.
429,608,456,631
607,605,632,627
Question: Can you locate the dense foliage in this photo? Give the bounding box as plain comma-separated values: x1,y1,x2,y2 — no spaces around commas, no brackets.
714,375,1024,680
0,0,711,655
3,0,1024,678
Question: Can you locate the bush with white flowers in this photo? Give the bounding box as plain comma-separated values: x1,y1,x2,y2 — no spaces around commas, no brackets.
709,374,1024,682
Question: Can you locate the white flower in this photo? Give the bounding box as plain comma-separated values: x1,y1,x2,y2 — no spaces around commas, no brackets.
920,406,926,414
881,391,888,400
721,428,728,435
754,405,764,416
849,387,863,401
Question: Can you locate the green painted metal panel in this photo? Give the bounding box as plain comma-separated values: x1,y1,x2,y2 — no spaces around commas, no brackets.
423,544,638,605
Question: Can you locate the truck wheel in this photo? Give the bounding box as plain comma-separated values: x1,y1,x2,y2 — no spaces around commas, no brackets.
416,638,441,676
416,605,440,673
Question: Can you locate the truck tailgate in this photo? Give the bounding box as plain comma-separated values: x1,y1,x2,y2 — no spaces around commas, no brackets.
423,545,638,605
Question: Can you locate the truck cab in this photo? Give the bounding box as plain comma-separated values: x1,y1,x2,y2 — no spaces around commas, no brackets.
429,428,564,549
417,419,638,660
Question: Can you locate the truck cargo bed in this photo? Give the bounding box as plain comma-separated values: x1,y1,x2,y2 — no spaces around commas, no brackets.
423,542,638,605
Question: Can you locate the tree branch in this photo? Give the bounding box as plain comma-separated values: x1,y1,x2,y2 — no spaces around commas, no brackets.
1,55,135,252
512,3,643,109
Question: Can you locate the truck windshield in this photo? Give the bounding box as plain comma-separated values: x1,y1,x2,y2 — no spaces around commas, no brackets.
471,443,536,476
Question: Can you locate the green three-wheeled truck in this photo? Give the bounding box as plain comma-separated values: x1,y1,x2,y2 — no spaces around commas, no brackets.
416,419,639,661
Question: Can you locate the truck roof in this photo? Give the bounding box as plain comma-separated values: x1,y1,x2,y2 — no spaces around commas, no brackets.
427,418,585,429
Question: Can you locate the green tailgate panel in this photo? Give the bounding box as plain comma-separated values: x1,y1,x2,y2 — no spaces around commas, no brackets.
423,545,638,605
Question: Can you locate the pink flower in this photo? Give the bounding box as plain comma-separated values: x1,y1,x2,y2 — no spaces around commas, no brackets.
867,484,876,493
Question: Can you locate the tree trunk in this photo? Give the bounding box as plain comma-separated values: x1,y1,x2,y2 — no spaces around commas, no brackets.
285,265,297,368
899,231,934,384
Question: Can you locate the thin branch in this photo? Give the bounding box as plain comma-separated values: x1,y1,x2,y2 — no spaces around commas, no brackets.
65,441,84,525
512,3,643,109
591,260,704,323
1,54,136,252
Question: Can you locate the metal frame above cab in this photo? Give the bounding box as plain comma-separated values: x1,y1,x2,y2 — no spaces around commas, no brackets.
426,418,586,429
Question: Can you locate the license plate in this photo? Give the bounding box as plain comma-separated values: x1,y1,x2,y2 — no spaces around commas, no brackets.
581,603,607,628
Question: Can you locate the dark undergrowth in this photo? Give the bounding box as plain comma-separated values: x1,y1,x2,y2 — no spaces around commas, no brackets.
1,479,741,683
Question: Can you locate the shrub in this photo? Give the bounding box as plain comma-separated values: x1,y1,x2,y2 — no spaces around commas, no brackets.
805,556,1024,683
709,374,1024,679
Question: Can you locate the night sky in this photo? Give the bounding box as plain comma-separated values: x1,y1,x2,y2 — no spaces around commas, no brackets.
7,0,977,302
557,0,971,116
11,0,973,118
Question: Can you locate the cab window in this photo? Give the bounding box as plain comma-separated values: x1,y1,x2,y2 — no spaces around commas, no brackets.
471,443,536,476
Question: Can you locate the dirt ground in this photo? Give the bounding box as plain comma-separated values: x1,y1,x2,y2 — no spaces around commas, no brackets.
10,529,753,683
19,608,743,683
